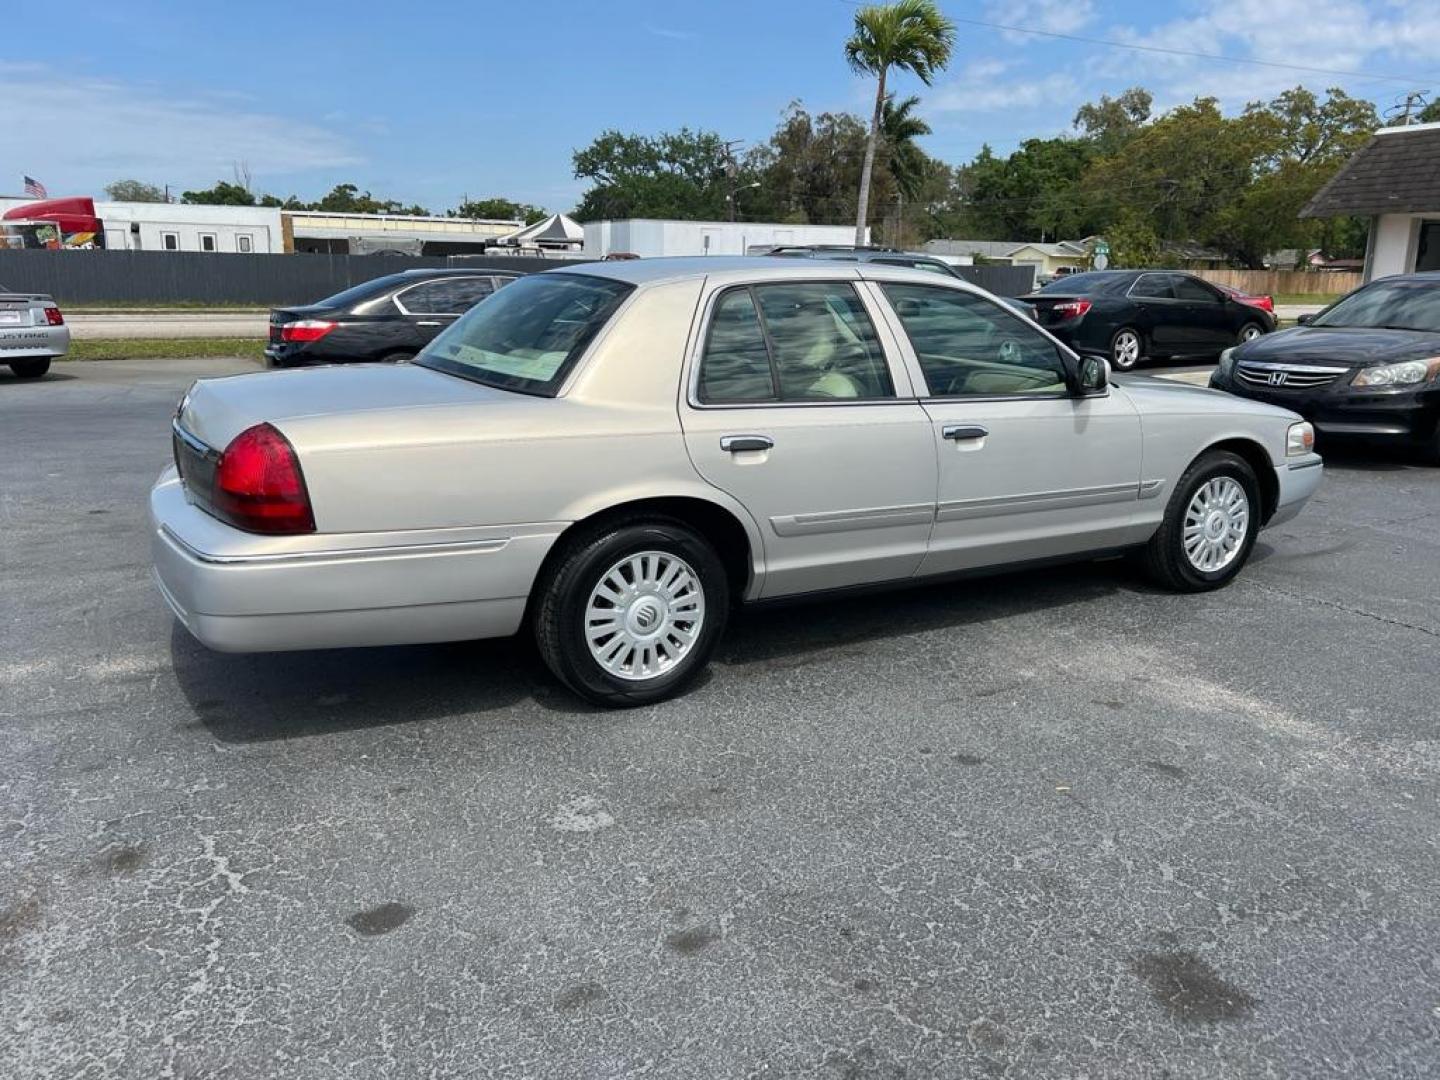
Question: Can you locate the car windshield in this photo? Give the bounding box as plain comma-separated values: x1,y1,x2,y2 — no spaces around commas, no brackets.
1313,280,1440,332
1038,272,1121,293
416,273,633,395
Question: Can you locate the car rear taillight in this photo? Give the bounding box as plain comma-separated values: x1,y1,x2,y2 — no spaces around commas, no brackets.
212,423,315,534
44,306,64,326
279,319,336,343
1052,300,1092,319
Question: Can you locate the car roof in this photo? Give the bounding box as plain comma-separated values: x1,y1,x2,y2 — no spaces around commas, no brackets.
554,255,980,290
393,267,519,277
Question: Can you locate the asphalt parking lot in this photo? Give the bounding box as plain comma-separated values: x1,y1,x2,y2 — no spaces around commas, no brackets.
3,358,1437,1079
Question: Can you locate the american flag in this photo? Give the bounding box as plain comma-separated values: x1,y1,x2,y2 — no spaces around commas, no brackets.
23,176,47,198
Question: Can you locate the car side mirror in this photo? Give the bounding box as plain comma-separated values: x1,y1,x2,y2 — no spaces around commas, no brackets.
1296,312,1314,325
1077,354,1109,394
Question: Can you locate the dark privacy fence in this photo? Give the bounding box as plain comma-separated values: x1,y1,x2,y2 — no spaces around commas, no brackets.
0,250,1039,305
0,251,590,306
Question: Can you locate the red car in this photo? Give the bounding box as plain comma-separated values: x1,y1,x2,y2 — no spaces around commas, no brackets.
1216,283,1274,315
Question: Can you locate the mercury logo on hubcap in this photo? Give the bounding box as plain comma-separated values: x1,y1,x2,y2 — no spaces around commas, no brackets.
633,602,660,631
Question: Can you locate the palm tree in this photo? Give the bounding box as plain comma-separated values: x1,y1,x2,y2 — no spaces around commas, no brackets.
882,93,932,201
844,0,955,245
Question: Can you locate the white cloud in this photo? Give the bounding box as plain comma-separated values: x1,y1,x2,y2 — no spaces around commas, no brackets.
643,23,696,41
0,63,360,195
928,59,1079,113
984,0,1096,41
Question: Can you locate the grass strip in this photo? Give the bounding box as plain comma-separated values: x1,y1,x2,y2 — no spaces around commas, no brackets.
64,338,266,361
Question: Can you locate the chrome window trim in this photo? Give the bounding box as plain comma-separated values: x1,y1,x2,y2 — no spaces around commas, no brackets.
684,275,918,410
393,276,496,317
1126,273,1175,300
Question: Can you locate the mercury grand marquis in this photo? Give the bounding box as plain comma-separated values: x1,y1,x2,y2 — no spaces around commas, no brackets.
151,257,1323,706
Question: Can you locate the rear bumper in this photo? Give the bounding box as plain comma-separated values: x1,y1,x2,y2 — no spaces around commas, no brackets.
1,324,69,359
150,467,564,652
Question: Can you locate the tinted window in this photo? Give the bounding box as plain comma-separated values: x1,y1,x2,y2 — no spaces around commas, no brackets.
401,277,495,313
698,282,894,403
1130,274,1174,299
318,274,410,310
883,283,1069,396
1038,272,1122,293
418,273,632,395
1312,279,1440,332
698,290,775,403
1171,275,1219,302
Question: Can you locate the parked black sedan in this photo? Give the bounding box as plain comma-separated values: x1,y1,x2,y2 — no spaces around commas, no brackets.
1023,270,1275,370
1210,273,1440,462
265,268,520,367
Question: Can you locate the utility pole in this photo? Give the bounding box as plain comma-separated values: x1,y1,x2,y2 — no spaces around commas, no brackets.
1388,92,1428,126
723,139,744,222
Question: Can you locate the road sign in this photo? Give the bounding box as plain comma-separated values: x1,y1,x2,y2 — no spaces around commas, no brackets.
1094,253,1109,270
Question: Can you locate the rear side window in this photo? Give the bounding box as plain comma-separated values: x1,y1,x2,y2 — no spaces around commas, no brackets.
417,273,632,396
399,277,495,314
1130,274,1174,299
698,282,894,403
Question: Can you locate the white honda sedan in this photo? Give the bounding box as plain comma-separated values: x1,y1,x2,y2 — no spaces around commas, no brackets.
152,258,1322,705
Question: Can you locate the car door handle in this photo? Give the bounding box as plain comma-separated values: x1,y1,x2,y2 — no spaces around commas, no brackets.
941,424,988,441
720,435,773,453
416,320,443,327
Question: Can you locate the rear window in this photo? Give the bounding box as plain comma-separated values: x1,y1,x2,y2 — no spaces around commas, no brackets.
416,273,633,395
1038,272,1124,293
315,275,408,310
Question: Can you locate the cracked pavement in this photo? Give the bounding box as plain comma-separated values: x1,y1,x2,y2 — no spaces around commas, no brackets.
2,359,1438,1078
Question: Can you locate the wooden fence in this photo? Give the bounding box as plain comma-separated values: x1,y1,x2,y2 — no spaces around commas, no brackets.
1194,268,1362,297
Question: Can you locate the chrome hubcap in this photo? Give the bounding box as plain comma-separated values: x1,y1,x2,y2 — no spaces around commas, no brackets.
585,551,705,682
1241,326,1262,341
1183,477,1249,572
1114,332,1140,366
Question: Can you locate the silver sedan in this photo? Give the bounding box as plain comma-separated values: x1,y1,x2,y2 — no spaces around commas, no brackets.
151,258,1322,705
0,286,69,378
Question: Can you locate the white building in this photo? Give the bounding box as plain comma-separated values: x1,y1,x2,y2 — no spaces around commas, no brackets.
0,197,521,256
583,219,867,259
1302,123,1440,281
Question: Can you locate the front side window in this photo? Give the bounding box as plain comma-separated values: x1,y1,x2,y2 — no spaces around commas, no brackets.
1171,275,1219,302
697,282,894,403
882,283,1069,397
417,273,632,395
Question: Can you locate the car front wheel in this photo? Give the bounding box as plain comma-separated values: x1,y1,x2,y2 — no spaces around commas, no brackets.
1141,450,1261,591
1110,328,1143,370
9,358,51,378
534,517,729,707
1237,322,1265,345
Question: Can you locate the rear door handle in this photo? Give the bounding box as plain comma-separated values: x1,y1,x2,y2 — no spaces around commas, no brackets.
941,424,988,441
416,320,443,327
720,435,773,453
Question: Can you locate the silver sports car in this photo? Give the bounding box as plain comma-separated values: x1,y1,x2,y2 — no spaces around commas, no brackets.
151,257,1322,705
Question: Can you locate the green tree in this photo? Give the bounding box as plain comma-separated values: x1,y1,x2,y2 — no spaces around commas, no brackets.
451,197,547,224
1073,88,1152,154
843,0,955,244
881,94,932,201
572,128,733,220
746,103,885,227
310,183,428,215
104,179,167,203
179,180,256,206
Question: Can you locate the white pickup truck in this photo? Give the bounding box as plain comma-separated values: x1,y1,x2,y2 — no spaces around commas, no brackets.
0,286,68,378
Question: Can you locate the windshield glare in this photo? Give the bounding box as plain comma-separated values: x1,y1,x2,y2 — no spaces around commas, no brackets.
1314,280,1440,332
416,273,633,395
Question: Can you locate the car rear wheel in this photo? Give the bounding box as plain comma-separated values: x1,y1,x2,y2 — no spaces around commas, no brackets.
533,517,729,707
8,358,51,379
1141,450,1260,592
1237,322,1265,345
1110,328,1143,370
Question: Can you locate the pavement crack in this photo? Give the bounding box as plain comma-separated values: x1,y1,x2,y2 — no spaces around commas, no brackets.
1252,581,1440,640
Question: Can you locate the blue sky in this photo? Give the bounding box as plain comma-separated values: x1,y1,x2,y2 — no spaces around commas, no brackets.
8,0,1440,214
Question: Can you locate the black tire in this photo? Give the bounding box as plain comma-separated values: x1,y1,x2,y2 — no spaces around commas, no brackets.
533,517,729,707
1110,327,1144,371
9,358,51,379
1141,450,1261,592
1236,321,1266,346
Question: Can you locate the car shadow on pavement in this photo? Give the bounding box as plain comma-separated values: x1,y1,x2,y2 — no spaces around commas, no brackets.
0,371,77,385
1314,440,1429,472
719,559,1133,670
172,561,1137,741
170,625,560,743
